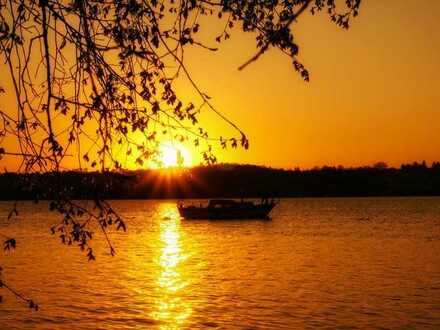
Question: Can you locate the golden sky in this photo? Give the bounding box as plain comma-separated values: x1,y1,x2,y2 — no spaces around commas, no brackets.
179,0,440,168
1,0,439,170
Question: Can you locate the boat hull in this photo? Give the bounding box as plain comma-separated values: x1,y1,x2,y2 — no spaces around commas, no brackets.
178,203,276,220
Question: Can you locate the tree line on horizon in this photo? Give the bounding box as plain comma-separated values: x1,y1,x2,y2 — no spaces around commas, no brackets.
1,161,439,200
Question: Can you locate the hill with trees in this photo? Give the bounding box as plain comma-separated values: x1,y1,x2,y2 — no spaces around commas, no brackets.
1,162,439,200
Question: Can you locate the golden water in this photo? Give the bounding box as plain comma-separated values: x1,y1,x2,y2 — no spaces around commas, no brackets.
1,198,439,329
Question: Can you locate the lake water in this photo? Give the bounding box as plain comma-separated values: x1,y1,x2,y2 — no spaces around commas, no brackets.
0,197,439,329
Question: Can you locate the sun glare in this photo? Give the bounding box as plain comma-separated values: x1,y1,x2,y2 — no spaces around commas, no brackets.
159,141,191,168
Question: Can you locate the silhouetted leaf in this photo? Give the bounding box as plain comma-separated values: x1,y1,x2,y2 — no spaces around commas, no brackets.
4,238,16,251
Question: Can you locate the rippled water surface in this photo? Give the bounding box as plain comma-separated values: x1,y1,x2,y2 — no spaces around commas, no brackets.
1,197,439,329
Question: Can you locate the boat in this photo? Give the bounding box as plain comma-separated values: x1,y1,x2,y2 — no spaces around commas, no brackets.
177,199,277,220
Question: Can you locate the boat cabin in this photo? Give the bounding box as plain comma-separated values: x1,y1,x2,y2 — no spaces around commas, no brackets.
207,199,254,208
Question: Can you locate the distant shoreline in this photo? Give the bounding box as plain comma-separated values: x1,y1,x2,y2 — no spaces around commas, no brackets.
1,162,439,201
1,195,440,202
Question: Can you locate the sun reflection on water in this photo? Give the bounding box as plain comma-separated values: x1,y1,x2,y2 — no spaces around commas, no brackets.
151,204,192,329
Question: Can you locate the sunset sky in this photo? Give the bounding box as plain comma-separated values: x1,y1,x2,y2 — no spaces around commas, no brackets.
1,0,439,170
178,0,440,168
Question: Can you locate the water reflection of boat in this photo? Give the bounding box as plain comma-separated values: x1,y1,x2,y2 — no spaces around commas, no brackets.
177,199,277,220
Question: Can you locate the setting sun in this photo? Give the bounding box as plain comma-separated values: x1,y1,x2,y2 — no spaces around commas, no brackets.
158,142,192,168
